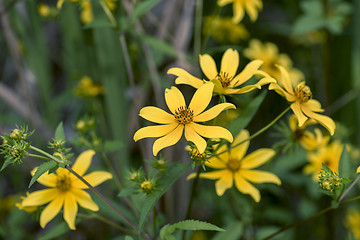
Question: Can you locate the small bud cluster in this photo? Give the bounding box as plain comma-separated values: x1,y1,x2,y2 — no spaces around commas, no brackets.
151,158,167,172
74,116,101,149
186,142,214,169
318,163,343,193
127,168,156,195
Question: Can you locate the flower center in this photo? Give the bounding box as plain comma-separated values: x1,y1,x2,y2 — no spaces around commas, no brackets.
56,175,72,192
295,83,312,103
216,71,233,88
174,106,194,124
226,159,241,172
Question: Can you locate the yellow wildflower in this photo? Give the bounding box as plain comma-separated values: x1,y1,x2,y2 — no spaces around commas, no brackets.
244,39,304,83
357,166,360,174
134,82,235,156
269,65,335,135
19,150,112,230
188,130,281,202
303,141,343,180
168,48,275,95
218,0,263,23
15,193,38,213
81,0,93,24
74,76,105,97
345,210,360,239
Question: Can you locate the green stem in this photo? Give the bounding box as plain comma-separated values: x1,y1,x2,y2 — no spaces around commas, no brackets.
209,106,291,159
153,206,157,239
263,195,360,240
99,0,118,28
29,146,62,164
181,167,202,240
338,174,360,203
28,153,51,161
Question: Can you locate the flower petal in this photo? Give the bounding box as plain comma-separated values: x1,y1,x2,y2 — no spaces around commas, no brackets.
357,166,360,174
215,171,234,196
220,49,239,78
184,124,207,154
139,106,176,124
291,101,308,127
189,82,214,116
194,103,236,122
168,67,204,89
241,149,275,169
187,169,227,180
217,0,233,6
245,1,260,21
72,189,99,211
234,172,260,202
133,123,179,142
63,192,78,230
35,171,58,188
276,65,294,95
165,86,186,114
301,106,336,136
241,170,281,185
199,54,218,80
206,156,227,169
190,122,233,143
40,193,65,228
303,99,324,112
232,0,245,23
72,150,95,177
230,130,250,160
208,144,231,166
153,124,184,156
72,171,112,189
231,60,263,87
22,189,59,207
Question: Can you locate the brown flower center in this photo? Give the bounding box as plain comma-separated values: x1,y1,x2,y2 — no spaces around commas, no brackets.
174,106,194,124
295,83,312,103
216,71,233,88
56,175,72,192
226,159,241,172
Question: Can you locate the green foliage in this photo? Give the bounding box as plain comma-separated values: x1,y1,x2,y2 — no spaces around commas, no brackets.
29,161,58,188
54,122,65,141
212,221,243,240
130,0,161,20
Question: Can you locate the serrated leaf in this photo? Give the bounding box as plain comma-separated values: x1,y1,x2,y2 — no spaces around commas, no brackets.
138,163,190,232
130,0,161,20
29,161,58,188
54,122,65,140
338,145,353,179
228,91,267,136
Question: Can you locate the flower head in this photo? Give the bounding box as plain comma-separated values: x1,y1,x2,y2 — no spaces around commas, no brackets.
168,49,275,96
218,0,263,23
134,82,235,156
188,130,281,202
74,76,105,97
18,150,112,229
269,65,335,135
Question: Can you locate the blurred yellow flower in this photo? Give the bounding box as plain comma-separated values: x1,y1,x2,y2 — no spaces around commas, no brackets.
168,48,275,95
269,66,335,135
244,39,304,83
203,16,249,43
218,0,263,23
134,82,235,156
345,210,360,239
74,76,105,97
15,193,38,213
357,166,360,174
188,129,281,202
303,141,343,180
19,150,112,229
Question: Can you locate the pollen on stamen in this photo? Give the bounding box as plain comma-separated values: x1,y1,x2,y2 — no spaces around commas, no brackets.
56,175,72,192
174,106,194,124
226,159,241,172
295,83,312,103
216,71,233,88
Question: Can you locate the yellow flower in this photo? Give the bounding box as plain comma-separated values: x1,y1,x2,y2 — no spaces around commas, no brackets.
244,39,304,83
133,82,235,156
81,0,93,24
188,130,281,202
345,210,360,239
168,48,275,96
269,65,335,135
19,150,112,230
357,166,360,174
218,0,263,23
303,141,343,180
74,76,105,97
16,193,38,213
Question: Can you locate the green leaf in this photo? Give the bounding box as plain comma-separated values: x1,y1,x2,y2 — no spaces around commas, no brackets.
1,158,14,171
104,140,125,152
135,33,177,57
228,91,267,136
29,161,58,188
37,219,83,240
338,145,353,179
124,236,134,240
138,163,190,232
83,19,114,29
118,186,138,197
54,122,65,140
130,0,161,20
212,221,243,240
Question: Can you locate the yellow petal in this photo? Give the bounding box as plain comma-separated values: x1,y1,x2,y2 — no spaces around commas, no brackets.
245,1,259,21
199,54,218,80
57,0,65,8
22,189,59,207
206,156,227,169
73,171,112,189
190,122,233,143
194,103,235,122
153,124,184,156
35,171,58,188
168,67,204,89
215,171,234,196
139,106,176,124
72,150,95,177
189,82,214,116
234,172,260,202
184,124,207,154
63,193,78,230
240,170,281,185
187,169,227,180
217,0,233,6
220,49,239,78
208,144,231,166
211,78,226,95
231,60,263,87
133,123,179,142
276,65,294,95
301,106,336,136
303,99,324,112
291,102,308,127
269,83,296,102
40,193,65,228
230,130,250,160
165,86,186,114
357,166,360,174
241,149,275,169
232,0,244,23
72,189,99,211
